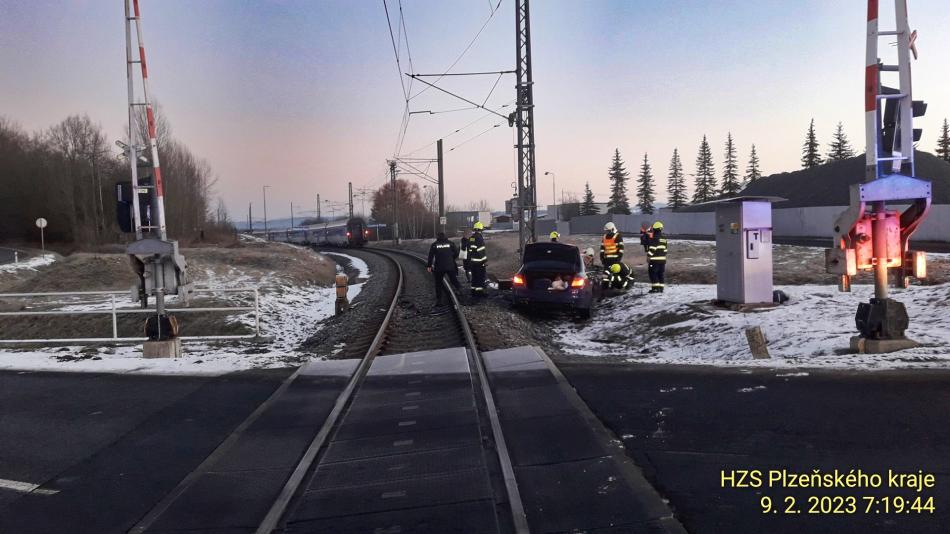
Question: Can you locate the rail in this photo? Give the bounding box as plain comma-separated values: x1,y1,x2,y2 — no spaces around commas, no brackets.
0,287,260,343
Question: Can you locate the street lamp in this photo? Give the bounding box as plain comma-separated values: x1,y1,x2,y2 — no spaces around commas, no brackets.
544,171,557,221
262,185,271,236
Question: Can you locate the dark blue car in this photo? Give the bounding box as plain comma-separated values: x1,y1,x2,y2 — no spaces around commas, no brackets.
511,242,595,319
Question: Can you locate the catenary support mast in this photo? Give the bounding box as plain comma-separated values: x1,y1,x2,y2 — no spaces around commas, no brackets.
513,0,538,252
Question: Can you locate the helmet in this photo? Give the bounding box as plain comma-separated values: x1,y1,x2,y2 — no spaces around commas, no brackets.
609,263,621,274
583,247,595,257
550,231,560,240
604,222,617,232
473,221,484,230
652,221,664,230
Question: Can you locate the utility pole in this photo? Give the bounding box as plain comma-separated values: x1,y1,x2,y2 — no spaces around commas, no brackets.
437,139,445,233
389,160,400,245
248,202,252,232
348,182,354,219
263,185,270,236
317,194,321,222
290,201,294,228
513,0,538,253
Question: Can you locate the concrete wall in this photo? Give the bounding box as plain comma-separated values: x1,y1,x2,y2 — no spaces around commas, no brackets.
561,205,950,242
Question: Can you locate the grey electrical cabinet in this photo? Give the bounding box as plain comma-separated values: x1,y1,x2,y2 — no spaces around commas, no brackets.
707,197,784,305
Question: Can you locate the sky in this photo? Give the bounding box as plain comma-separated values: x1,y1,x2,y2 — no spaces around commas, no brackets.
1,1,948,222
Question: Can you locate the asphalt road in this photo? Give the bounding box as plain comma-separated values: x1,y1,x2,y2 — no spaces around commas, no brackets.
559,362,950,533
0,368,290,533
1,364,947,533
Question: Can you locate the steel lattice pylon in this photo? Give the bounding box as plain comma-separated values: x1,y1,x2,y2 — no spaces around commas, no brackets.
514,0,537,252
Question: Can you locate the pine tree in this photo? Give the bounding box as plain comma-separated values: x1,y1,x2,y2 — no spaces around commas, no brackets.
692,136,717,203
826,121,856,161
606,148,631,215
720,132,741,195
744,144,762,184
666,148,687,210
636,153,656,214
580,181,598,216
802,118,823,168
936,118,950,164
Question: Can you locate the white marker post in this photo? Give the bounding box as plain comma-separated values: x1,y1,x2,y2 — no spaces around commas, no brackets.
35,218,47,252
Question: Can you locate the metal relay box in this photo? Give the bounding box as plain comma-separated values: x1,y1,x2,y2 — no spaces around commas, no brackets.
710,198,783,305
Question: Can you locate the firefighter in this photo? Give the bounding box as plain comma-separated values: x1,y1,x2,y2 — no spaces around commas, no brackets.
550,231,560,242
459,229,472,282
427,232,461,307
468,221,488,297
604,262,634,290
646,221,668,293
600,221,624,268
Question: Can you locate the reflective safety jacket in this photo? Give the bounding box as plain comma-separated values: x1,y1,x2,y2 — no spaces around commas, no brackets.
647,230,668,263
606,262,634,290
427,237,459,272
468,231,487,264
600,231,624,263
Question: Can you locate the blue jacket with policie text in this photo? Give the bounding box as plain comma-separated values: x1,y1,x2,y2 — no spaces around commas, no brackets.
427,236,459,272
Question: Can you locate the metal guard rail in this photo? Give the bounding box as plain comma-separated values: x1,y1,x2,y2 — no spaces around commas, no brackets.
0,287,260,344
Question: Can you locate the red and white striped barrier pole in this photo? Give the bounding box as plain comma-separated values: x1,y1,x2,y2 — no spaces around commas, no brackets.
131,0,168,241
864,0,880,180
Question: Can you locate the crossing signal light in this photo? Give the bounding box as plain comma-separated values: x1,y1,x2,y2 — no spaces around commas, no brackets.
881,87,927,155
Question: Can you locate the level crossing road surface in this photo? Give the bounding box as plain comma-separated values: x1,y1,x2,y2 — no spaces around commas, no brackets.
559,363,950,533
0,347,682,533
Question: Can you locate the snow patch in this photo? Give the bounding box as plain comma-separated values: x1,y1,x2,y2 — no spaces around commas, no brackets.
554,283,950,370
0,253,56,273
738,386,767,393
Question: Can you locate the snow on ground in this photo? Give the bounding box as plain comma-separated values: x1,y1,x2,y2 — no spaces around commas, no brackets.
553,283,950,370
0,251,370,376
0,254,56,274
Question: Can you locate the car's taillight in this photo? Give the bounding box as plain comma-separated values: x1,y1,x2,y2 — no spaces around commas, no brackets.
512,274,525,286
571,277,586,288
346,232,351,237
364,230,369,235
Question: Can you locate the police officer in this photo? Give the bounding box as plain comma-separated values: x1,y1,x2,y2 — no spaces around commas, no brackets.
427,232,460,307
550,231,560,242
600,222,624,268
459,229,472,282
646,221,668,293
601,262,634,290
468,221,488,297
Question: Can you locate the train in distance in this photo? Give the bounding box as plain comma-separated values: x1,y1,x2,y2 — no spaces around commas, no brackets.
255,217,370,248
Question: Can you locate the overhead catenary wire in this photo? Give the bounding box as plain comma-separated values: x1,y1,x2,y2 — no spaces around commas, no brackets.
406,74,509,121
400,100,514,157
448,122,503,152
408,0,504,101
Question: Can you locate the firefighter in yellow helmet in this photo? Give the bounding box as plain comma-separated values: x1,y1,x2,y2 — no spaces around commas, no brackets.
604,261,634,290
468,221,487,297
549,231,560,242
646,221,668,293
600,221,624,268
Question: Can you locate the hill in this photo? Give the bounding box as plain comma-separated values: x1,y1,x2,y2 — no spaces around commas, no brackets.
679,151,950,211
742,151,950,208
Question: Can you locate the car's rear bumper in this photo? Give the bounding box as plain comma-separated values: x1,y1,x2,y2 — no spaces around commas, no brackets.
511,287,593,309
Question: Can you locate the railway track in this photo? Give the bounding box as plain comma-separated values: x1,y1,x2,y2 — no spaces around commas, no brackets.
131,247,527,533
259,247,526,532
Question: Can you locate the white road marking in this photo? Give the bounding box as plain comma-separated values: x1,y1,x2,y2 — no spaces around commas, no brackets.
0,478,59,495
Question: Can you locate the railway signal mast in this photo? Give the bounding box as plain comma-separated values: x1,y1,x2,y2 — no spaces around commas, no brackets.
121,0,191,357
826,0,930,353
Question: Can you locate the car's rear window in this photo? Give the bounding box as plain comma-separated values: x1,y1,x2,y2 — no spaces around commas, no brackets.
523,244,579,267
